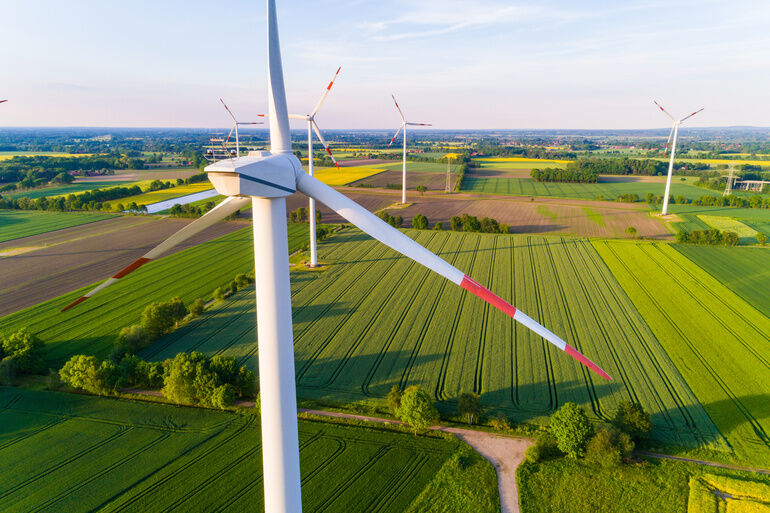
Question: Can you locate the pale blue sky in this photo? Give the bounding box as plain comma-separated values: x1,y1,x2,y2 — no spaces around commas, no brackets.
1,0,769,129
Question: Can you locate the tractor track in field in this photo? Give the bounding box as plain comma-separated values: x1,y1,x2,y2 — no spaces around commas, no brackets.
28,431,172,513
368,453,431,513
602,243,770,450
585,243,703,438
361,233,454,396
436,235,481,401
312,445,392,513
473,235,498,396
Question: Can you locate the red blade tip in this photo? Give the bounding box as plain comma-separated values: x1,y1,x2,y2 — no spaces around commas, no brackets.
564,344,612,380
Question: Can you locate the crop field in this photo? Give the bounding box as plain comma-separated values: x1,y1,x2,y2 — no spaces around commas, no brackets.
0,210,114,243
144,229,723,452
0,387,475,513
461,176,720,201
0,151,92,160
697,215,758,243
0,225,308,366
310,166,386,186
594,240,770,465
113,183,216,207
666,205,770,237
3,181,135,200
472,158,571,171
672,244,770,318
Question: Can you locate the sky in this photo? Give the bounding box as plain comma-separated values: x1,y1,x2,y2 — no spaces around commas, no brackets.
1,0,769,130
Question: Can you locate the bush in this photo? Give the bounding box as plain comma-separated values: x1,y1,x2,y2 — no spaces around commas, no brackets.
433,221,444,231
412,214,429,230
584,426,634,467
60,355,117,395
387,385,402,415
161,352,254,409
235,273,252,288
141,297,188,336
525,433,561,463
625,226,637,237
549,402,593,459
213,286,226,302
450,216,462,231
0,356,16,385
114,325,150,357
490,415,511,431
613,401,652,440
189,298,206,317
1,328,46,374
396,386,439,434
757,233,768,245
458,392,482,425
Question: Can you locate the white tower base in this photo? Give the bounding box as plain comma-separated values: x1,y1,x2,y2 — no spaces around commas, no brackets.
252,196,303,513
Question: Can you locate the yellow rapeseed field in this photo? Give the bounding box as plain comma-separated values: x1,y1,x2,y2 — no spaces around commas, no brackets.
474,157,574,164
312,166,384,186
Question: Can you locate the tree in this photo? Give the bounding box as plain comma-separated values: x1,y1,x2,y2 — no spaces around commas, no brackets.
59,355,117,395
458,392,482,425
394,215,403,228
675,230,689,243
757,233,768,245
584,426,634,467
416,185,427,196
113,325,150,360
625,226,637,237
411,214,429,230
549,402,593,459
1,329,45,374
450,216,462,231
613,401,652,440
387,385,402,415
141,302,176,336
396,386,438,434
433,221,444,231
189,298,206,317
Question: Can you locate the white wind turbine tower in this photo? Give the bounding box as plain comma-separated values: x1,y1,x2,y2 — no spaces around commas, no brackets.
219,98,265,158
63,1,612,511
653,100,704,215
388,95,431,204
288,66,342,268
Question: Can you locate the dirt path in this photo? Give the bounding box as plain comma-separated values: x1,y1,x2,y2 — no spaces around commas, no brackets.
636,451,770,475
298,408,532,513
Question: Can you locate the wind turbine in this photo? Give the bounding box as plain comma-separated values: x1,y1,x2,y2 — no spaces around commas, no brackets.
387,95,431,204
62,1,612,511
288,66,342,268
653,100,704,215
0,100,7,104
220,98,265,158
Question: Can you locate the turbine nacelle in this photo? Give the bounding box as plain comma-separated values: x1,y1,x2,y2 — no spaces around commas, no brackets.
205,151,300,198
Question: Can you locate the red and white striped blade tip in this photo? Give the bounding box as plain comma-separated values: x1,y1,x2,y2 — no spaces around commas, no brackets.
61,257,152,312
460,275,612,381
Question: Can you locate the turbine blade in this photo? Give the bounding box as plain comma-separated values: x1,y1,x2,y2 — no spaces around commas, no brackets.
406,122,432,126
391,94,405,122
680,107,704,123
267,0,291,153
289,114,308,121
387,125,403,149
220,98,237,122
0,100,7,104
311,66,342,117
61,196,250,312
664,124,675,153
295,173,612,381
311,119,338,168
653,100,674,121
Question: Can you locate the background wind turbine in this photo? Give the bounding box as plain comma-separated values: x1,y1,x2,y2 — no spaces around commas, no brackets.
288,66,342,268
0,100,7,104
63,1,612,511
387,95,431,204
220,98,264,158
653,100,704,215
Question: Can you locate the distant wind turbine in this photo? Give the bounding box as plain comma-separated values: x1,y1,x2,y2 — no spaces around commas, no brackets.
63,2,611,511
387,95,431,204
0,100,7,104
653,100,704,215
219,98,264,158
289,66,342,268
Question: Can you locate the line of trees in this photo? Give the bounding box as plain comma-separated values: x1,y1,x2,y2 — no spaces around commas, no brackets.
531,166,598,183
0,329,46,384
675,228,740,246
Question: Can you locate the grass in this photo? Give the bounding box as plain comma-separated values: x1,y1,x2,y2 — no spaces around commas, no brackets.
536,205,558,220
593,240,770,466
517,456,770,513
370,161,460,174
697,215,758,243
0,225,309,367
112,183,215,207
473,158,571,170
3,181,135,200
672,244,770,318
461,176,719,201
0,210,115,243
582,207,606,227
141,229,723,455
0,387,487,513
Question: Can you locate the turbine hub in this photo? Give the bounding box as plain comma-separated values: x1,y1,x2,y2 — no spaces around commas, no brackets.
205,151,300,198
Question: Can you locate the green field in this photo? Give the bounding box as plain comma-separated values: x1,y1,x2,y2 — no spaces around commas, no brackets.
472,158,570,171
0,225,309,366
461,176,718,201
594,240,770,465
115,183,215,207
0,387,494,513
697,215,759,243
142,229,723,453
666,204,770,237
3,181,135,200
673,244,770,318
518,456,770,513
372,161,460,173
0,210,115,243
